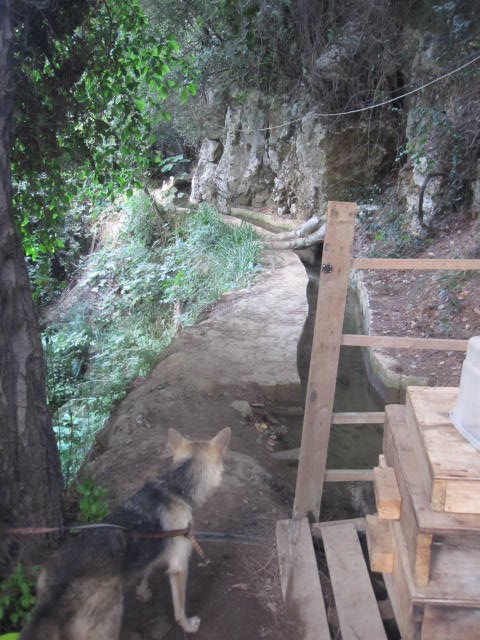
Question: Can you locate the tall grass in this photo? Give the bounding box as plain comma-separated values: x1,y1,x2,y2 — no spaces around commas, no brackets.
43,197,262,482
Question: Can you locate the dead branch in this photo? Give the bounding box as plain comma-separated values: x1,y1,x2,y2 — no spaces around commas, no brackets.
272,215,323,241
270,218,326,249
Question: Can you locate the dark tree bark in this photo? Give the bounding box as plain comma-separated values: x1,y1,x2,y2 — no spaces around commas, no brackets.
0,0,63,578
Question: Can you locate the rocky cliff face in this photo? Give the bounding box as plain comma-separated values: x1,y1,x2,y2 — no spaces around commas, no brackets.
188,12,479,224
190,90,398,221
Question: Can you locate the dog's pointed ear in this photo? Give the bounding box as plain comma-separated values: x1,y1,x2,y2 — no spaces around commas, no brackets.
168,428,187,452
211,427,231,453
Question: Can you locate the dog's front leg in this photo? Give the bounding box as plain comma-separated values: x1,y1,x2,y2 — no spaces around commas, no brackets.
168,570,200,633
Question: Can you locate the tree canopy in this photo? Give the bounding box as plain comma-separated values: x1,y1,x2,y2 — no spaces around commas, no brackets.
11,0,194,291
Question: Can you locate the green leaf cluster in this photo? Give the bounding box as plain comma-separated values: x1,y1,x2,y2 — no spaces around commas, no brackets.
76,479,110,523
11,0,194,266
0,565,38,633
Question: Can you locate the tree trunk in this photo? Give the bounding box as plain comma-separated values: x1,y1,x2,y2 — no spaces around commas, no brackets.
0,0,63,578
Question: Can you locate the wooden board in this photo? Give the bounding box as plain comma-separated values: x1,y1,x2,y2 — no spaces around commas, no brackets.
294,201,357,520
276,518,330,640
366,514,394,573
374,465,402,520
352,257,480,271
322,522,387,640
406,387,480,514
341,334,468,351
421,605,480,640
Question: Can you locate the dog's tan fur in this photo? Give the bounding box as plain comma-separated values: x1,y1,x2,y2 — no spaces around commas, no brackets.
20,427,231,639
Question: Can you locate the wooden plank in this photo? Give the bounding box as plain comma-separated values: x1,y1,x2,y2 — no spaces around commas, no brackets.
325,468,374,482
294,201,357,520
383,406,437,586
382,560,421,640
352,257,480,271
276,518,330,640
341,334,468,351
421,605,480,640
322,522,387,640
406,387,480,514
374,465,402,520
333,411,385,424
311,517,366,536
366,514,394,573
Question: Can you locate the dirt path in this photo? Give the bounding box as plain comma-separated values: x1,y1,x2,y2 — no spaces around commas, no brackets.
83,250,308,639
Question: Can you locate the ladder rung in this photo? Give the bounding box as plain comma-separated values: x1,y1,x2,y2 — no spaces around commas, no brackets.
341,334,468,351
352,257,480,270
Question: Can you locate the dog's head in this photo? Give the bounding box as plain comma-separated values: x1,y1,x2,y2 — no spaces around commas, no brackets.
167,427,231,504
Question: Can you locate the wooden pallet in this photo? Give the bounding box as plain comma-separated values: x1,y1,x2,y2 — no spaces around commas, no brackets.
276,518,388,639
405,386,480,514
366,402,480,639
383,403,480,588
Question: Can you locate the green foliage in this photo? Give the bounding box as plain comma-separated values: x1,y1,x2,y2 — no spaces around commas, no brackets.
162,204,262,324
361,206,426,258
43,198,261,481
0,565,38,633
400,105,476,218
76,479,110,523
11,0,194,266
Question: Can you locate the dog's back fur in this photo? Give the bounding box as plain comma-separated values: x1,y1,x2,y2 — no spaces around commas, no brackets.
20,427,231,640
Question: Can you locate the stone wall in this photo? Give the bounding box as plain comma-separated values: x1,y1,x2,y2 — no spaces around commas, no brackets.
190,91,398,221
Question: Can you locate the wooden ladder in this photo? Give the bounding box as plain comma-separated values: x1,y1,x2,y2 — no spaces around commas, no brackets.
292,200,480,520
275,201,480,639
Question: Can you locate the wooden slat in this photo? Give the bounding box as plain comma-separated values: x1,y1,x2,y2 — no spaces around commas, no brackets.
294,201,357,520
341,334,468,351
311,517,366,536
366,514,394,573
422,605,480,640
352,257,480,270
333,411,385,424
325,468,374,482
322,522,388,640
374,465,402,520
390,517,480,606
276,518,330,640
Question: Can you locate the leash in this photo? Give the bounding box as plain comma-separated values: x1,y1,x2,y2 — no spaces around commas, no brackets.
3,523,209,563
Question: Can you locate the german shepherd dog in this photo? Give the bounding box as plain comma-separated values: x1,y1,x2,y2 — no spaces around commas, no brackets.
20,427,231,639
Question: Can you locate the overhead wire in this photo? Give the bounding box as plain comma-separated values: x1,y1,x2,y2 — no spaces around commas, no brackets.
235,52,480,133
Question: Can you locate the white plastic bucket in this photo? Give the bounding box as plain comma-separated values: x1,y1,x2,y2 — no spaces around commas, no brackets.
451,336,480,449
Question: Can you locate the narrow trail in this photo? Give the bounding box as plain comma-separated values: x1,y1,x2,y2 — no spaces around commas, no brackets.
84,248,309,640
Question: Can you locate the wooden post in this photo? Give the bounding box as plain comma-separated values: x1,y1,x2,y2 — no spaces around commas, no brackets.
293,201,356,520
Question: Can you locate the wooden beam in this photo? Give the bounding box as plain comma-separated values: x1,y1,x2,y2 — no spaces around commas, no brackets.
276,518,330,640
311,517,367,536
352,257,480,271
341,334,468,351
374,466,402,520
366,514,395,573
322,522,388,640
325,468,374,482
333,411,385,423
294,201,357,520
